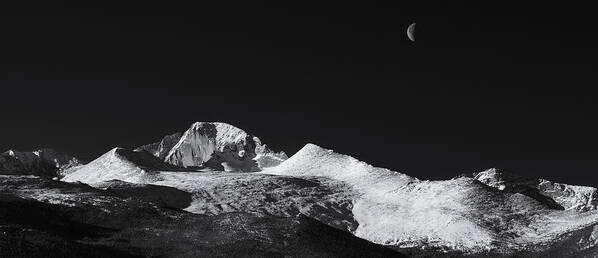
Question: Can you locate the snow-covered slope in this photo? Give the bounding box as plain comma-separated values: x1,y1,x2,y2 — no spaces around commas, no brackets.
0,148,82,177
58,139,598,256
63,150,358,232
264,144,598,256
474,168,598,211
62,148,180,184
139,122,287,171
2,175,404,257
153,172,358,231
265,143,418,191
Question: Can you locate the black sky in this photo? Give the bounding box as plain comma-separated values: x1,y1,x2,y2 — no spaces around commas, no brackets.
2,2,598,186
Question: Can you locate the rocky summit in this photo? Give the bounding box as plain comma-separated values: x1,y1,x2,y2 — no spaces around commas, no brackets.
136,122,287,172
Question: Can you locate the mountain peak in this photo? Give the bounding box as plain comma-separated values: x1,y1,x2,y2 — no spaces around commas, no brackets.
63,147,183,185
137,122,287,172
473,168,527,188
267,143,416,188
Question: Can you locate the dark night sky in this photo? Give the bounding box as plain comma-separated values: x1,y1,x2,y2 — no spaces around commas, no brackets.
2,2,598,186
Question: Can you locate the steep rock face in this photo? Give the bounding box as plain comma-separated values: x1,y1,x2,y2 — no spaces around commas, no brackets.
474,168,598,211
140,122,287,172
62,148,181,184
254,137,289,168
0,148,82,177
135,132,182,160
165,122,228,168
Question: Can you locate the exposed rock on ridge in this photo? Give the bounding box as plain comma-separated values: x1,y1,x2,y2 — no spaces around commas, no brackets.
0,148,82,178
136,132,182,160
474,168,598,211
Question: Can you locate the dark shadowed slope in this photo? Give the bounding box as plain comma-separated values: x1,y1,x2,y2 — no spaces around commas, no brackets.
0,175,405,257
0,148,82,178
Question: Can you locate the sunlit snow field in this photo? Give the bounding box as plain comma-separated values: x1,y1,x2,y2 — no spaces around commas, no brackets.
62,143,598,256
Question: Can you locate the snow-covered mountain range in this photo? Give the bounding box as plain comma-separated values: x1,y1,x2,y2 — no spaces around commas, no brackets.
3,122,598,257
266,144,598,256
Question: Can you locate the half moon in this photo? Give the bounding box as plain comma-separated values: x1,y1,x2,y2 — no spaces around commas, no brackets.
407,23,416,42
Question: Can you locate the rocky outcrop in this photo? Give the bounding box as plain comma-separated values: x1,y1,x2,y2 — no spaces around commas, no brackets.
0,148,82,178
474,168,598,211
135,132,182,160
254,138,289,168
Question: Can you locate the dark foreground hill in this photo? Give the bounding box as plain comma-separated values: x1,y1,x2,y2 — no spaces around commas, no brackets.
0,175,404,258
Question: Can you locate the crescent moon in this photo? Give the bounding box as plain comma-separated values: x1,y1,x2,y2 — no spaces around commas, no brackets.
407,23,416,42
